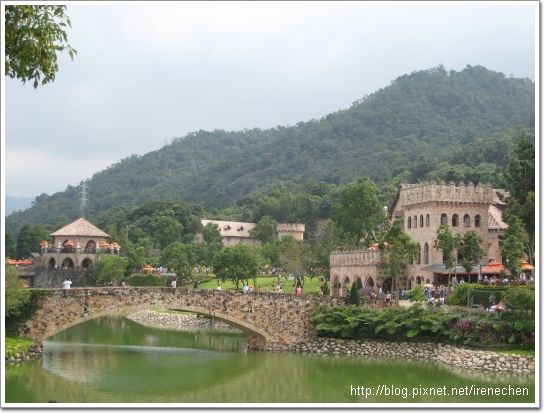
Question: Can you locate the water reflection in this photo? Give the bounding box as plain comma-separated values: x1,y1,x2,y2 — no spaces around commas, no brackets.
5,316,535,404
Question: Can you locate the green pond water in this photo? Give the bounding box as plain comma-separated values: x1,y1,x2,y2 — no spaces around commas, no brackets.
5,316,534,404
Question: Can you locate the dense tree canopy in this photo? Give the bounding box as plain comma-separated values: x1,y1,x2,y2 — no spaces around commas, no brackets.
5,5,76,88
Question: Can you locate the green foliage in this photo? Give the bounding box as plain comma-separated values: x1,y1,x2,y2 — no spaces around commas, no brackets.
332,178,385,247
406,285,425,302
310,304,534,348
499,215,528,279
15,223,49,259
7,66,534,235
434,225,459,271
445,283,471,305
349,282,360,306
457,231,484,274
202,222,222,244
502,286,535,313
95,255,128,284
5,232,16,257
214,244,260,289
5,266,43,335
5,337,34,358
127,274,167,287
321,281,330,296
5,265,31,318
160,242,196,282
381,219,419,295
249,216,278,244
5,5,76,88
126,245,147,274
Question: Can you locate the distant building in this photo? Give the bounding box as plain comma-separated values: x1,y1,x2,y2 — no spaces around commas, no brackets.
39,217,119,270
197,219,260,246
329,182,509,296
276,223,305,241
197,219,305,246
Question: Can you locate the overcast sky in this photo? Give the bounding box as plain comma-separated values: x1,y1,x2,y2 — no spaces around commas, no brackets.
4,1,536,197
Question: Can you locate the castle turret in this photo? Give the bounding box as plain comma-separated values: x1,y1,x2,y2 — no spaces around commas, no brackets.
276,223,305,241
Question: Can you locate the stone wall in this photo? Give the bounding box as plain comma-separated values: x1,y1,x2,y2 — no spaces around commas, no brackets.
292,338,535,375
21,288,336,351
32,268,95,288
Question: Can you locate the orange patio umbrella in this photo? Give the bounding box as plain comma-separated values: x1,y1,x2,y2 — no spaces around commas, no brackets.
521,260,535,271
99,242,111,250
142,264,155,273
481,260,504,275
17,259,33,265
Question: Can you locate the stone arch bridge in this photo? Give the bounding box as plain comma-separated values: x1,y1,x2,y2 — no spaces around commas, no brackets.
21,288,336,351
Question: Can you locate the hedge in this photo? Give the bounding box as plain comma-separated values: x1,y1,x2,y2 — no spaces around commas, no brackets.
310,304,534,348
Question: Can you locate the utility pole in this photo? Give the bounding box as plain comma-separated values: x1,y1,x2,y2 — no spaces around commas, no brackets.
80,182,88,218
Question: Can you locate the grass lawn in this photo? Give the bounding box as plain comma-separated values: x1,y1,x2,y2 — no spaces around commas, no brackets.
494,348,535,357
198,275,324,294
6,337,34,358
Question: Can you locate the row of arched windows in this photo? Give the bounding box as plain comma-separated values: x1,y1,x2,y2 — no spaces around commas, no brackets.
440,213,481,228
407,214,431,229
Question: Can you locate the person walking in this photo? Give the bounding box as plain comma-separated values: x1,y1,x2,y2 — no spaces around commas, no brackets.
62,277,72,290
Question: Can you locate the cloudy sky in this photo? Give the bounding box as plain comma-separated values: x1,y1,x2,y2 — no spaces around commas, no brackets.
4,1,536,198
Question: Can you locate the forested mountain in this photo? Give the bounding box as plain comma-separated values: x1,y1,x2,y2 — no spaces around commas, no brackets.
6,65,534,234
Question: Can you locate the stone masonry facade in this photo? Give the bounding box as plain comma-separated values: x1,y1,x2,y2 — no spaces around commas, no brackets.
21,288,335,351
330,182,508,296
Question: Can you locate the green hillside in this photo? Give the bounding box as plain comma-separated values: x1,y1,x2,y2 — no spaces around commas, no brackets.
6,65,534,233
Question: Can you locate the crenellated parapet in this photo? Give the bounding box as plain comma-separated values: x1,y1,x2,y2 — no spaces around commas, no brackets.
398,182,494,207
276,223,305,241
330,249,384,267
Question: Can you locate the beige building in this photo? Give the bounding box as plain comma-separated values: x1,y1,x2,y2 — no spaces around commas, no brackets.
198,219,260,246
329,182,508,296
40,218,115,270
197,219,305,246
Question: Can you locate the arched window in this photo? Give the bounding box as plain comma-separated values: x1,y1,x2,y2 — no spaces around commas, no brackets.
413,215,418,228
463,214,470,227
416,249,421,264
475,215,481,227
452,214,459,227
62,258,74,269
420,215,424,227
423,243,429,264
426,214,430,227
85,240,96,253
440,213,448,226
407,217,412,229
48,258,56,269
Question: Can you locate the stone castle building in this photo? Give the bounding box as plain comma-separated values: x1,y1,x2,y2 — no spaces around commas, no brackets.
329,182,508,296
197,219,305,246
39,218,118,271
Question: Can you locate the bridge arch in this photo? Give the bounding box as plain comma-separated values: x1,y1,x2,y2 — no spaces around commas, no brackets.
21,288,334,351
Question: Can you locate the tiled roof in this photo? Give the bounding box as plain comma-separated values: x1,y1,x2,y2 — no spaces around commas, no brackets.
488,205,508,230
201,219,256,238
50,218,110,237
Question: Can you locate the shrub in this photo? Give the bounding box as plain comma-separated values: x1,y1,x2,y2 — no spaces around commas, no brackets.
502,286,535,313
406,285,425,302
310,304,534,348
321,281,330,296
349,282,360,305
127,275,167,287
445,283,470,305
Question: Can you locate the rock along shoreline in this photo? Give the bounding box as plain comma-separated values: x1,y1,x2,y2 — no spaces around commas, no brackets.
5,345,43,365
126,309,242,333
291,338,535,375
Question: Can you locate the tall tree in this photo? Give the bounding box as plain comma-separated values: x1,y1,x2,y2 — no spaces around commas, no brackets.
160,242,196,283
457,231,484,283
95,255,128,285
202,222,222,245
15,223,49,259
499,215,528,280
214,244,259,289
153,215,183,249
332,178,385,248
249,216,278,244
381,219,419,302
504,137,535,262
5,232,16,258
433,225,459,286
5,5,76,88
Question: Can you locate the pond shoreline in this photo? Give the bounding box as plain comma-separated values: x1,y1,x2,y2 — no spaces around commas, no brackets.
291,338,535,375
126,309,243,333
